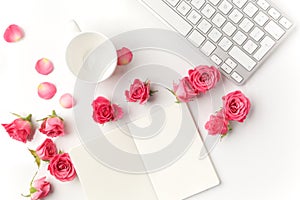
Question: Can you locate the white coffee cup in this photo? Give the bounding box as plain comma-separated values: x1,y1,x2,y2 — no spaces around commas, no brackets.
65,20,117,83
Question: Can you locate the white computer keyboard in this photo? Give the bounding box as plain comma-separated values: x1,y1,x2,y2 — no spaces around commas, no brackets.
141,0,293,85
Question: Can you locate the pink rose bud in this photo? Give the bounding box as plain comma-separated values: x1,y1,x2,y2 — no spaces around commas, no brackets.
92,96,123,124
173,77,197,103
30,177,51,200
37,82,57,100
222,90,251,122
125,79,155,105
59,93,75,109
35,58,54,75
48,153,77,182
39,110,65,137
36,139,58,161
205,110,229,136
3,24,24,43
1,114,32,143
117,47,133,65
188,65,220,93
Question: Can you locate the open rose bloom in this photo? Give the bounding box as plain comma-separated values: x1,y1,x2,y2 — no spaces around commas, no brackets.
36,138,58,161
39,110,65,137
48,153,76,182
205,110,229,136
125,79,155,104
173,77,197,103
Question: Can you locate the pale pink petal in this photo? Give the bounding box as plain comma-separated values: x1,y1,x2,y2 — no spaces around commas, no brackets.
117,47,133,65
3,24,24,43
35,58,54,75
38,82,57,100
112,104,123,121
59,93,75,109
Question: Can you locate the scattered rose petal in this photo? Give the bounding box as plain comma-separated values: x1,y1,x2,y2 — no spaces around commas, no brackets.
59,93,75,109
38,82,57,100
3,24,24,43
117,47,133,65
35,58,54,75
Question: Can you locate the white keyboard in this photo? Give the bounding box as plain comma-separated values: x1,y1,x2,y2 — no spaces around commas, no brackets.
141,0,293,85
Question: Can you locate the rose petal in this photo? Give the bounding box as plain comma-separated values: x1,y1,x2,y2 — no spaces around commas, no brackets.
38,82,57,100
117,47,133,65
59,93,75,109
3,24,24,43
35,58,54,75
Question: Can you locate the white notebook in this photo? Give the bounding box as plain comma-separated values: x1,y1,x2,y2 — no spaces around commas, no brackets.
70,103,220,200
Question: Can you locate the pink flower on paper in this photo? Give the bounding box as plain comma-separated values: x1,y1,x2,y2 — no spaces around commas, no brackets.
36,139,58,161
1,114,32,143
205,110,229,136
38,82,57,100
30,177,51,200
92,96,123,124
222,90,251,122
117,47,133,65
3,24,24,43
35,58,54,75
188,66,220,93
173,77,197,103
39,110,65,137
59,93,75,109
48,153,77,182
125,79,155,104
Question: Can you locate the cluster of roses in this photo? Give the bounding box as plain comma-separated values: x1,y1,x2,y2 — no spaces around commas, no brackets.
1,111,76,200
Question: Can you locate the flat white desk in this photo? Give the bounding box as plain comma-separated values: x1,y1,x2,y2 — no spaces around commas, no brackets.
0,0,300,199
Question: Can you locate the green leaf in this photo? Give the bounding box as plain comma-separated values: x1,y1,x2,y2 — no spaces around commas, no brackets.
28,149,41,168
30,186,37,194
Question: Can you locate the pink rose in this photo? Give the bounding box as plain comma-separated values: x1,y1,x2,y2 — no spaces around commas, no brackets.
117,47,133,65
92,96,123,124
205,111,229,135
188,66,220,93
1,114,32,143
125,79,151,104
173,77,197,103
39,110,64,137
30,177,51,200
36,139,58,161
222,90,251,122
48,153,77,182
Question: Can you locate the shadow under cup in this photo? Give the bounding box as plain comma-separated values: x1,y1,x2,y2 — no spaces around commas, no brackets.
65,32,117,83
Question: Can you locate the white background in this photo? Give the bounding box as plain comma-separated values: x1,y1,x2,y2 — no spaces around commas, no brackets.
0,0,299,199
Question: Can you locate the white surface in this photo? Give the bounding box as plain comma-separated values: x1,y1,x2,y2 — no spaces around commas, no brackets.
0,0,300,199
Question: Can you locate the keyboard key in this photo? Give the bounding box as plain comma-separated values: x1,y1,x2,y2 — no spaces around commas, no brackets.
221,63,233,74
218,0,233,15
231,71,243,83
225,58,237,69
198,19,212,33
232,0,247,8
201,41,216,56
208,0,221,6
229,46,256,71
250,27,264,41
268,8,281,20
177,1,192,16
254,11,269,26
187,10,202,24
243,40,258,54
257,0,270,10
212,13,226,27
279,17,292,29
229,9,243,23
243,2,258,17
208,28,222,42
191,0,205,9
201,4,216,18
222,22,236,36
253,36,275,61
211,54,222,65
264,21,285,40
233,31,247,45
239,18,254,33
165,0,180,7
188,30,206,47
219,37,233,51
